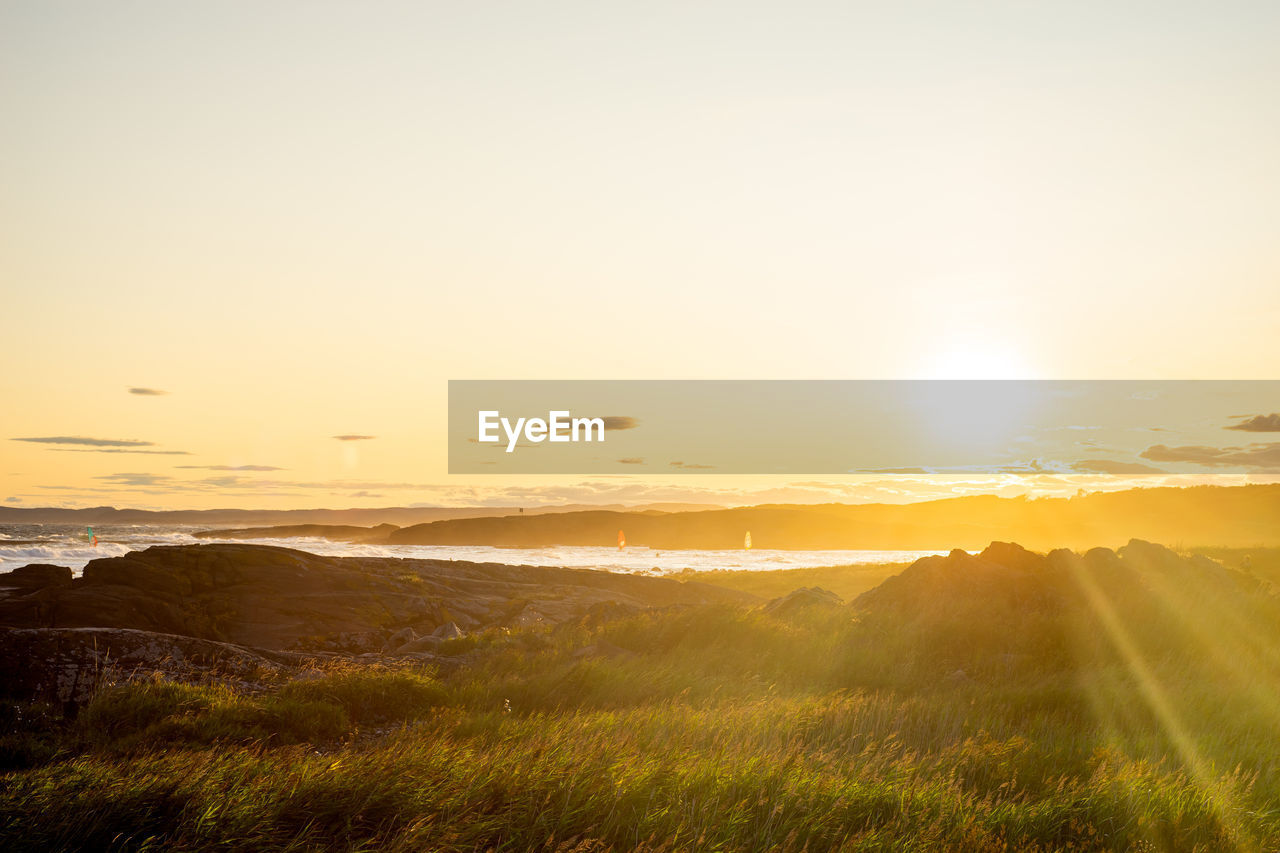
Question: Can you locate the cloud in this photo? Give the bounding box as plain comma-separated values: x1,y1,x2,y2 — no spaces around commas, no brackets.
617,458,645,464
1141,445,1226,465
71,474,456,495
856,467,930,474
175,465,286,471
50,448,192,455
1074,459,1168,475
1227,414,1280,433
601,417,638,431
128,387,168,396
333,435,377,441
349,491,384,498
1141,442,1280,469
12,436,154,447
39,484,136,493
93,472,173,487
4,496,19,503
997,460,1054,474
669,461,715,469
35,471,1261,514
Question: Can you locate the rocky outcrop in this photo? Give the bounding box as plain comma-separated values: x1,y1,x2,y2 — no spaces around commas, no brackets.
392,622,467,655
850,539,1278,679
0,564,72,590
855,543,1060,617
855,539,1267,619
762,586,842,617
0,627,307,708
0,544,756,653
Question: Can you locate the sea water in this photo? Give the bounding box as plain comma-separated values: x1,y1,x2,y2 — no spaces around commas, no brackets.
0,524,950,577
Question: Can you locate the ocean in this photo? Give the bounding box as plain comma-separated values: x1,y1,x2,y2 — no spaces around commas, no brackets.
0,524,950,577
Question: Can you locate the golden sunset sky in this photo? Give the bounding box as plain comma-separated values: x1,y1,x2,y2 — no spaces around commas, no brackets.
2,2,1278,509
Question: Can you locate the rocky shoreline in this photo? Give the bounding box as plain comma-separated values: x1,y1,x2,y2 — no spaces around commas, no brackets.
0,543,756,708
3,538,1273,713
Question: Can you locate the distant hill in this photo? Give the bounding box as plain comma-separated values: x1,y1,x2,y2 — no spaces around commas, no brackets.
192,523,401,542
7,486,1278,550
0,502,719,527
387,484,1280,551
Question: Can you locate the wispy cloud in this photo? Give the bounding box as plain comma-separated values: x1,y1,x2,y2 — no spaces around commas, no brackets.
93,472,172,487
83,473,447,494
12,436,154,447
1074,459,1168,474
602,417,639,431
333,434,377,441
1141,443,1280,468
175,465,285,471
997,460,1055,474
128,387,168,396
50,448,192,455
1227,414,1280,433
670,461,715,469
32,472,1276,513
617,458,645,464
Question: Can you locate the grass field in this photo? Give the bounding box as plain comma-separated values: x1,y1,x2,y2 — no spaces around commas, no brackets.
3,545,1280,851
670,561,913,602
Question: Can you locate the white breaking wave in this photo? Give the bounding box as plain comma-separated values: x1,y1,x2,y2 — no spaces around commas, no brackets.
0,542,133,569
0,524,950,577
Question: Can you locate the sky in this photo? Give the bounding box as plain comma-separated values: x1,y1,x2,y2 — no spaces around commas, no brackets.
2,1,1278,510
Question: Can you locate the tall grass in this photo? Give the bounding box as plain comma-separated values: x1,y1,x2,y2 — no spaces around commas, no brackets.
3,592,1279,851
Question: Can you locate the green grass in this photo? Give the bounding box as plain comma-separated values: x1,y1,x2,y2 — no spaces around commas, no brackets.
673,561,912,602
3,582,1280,851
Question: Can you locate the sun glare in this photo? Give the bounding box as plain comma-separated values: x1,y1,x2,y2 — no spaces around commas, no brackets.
921,341,1038,380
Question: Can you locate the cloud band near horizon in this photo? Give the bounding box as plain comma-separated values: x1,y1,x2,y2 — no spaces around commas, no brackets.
12,436,154,447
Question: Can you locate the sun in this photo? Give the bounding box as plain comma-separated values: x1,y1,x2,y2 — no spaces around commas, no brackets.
919,340,1039,380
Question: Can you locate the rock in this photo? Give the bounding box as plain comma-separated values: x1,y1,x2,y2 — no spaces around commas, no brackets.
762,587,842,617
852,539,1269,678
384,627,418,651
400,651,444,664
0,564,73,590
978,542,1045,574
395,636,443,654
0,626,305,709
0,544,756,653
854,545,1053,618
432,622,464,639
